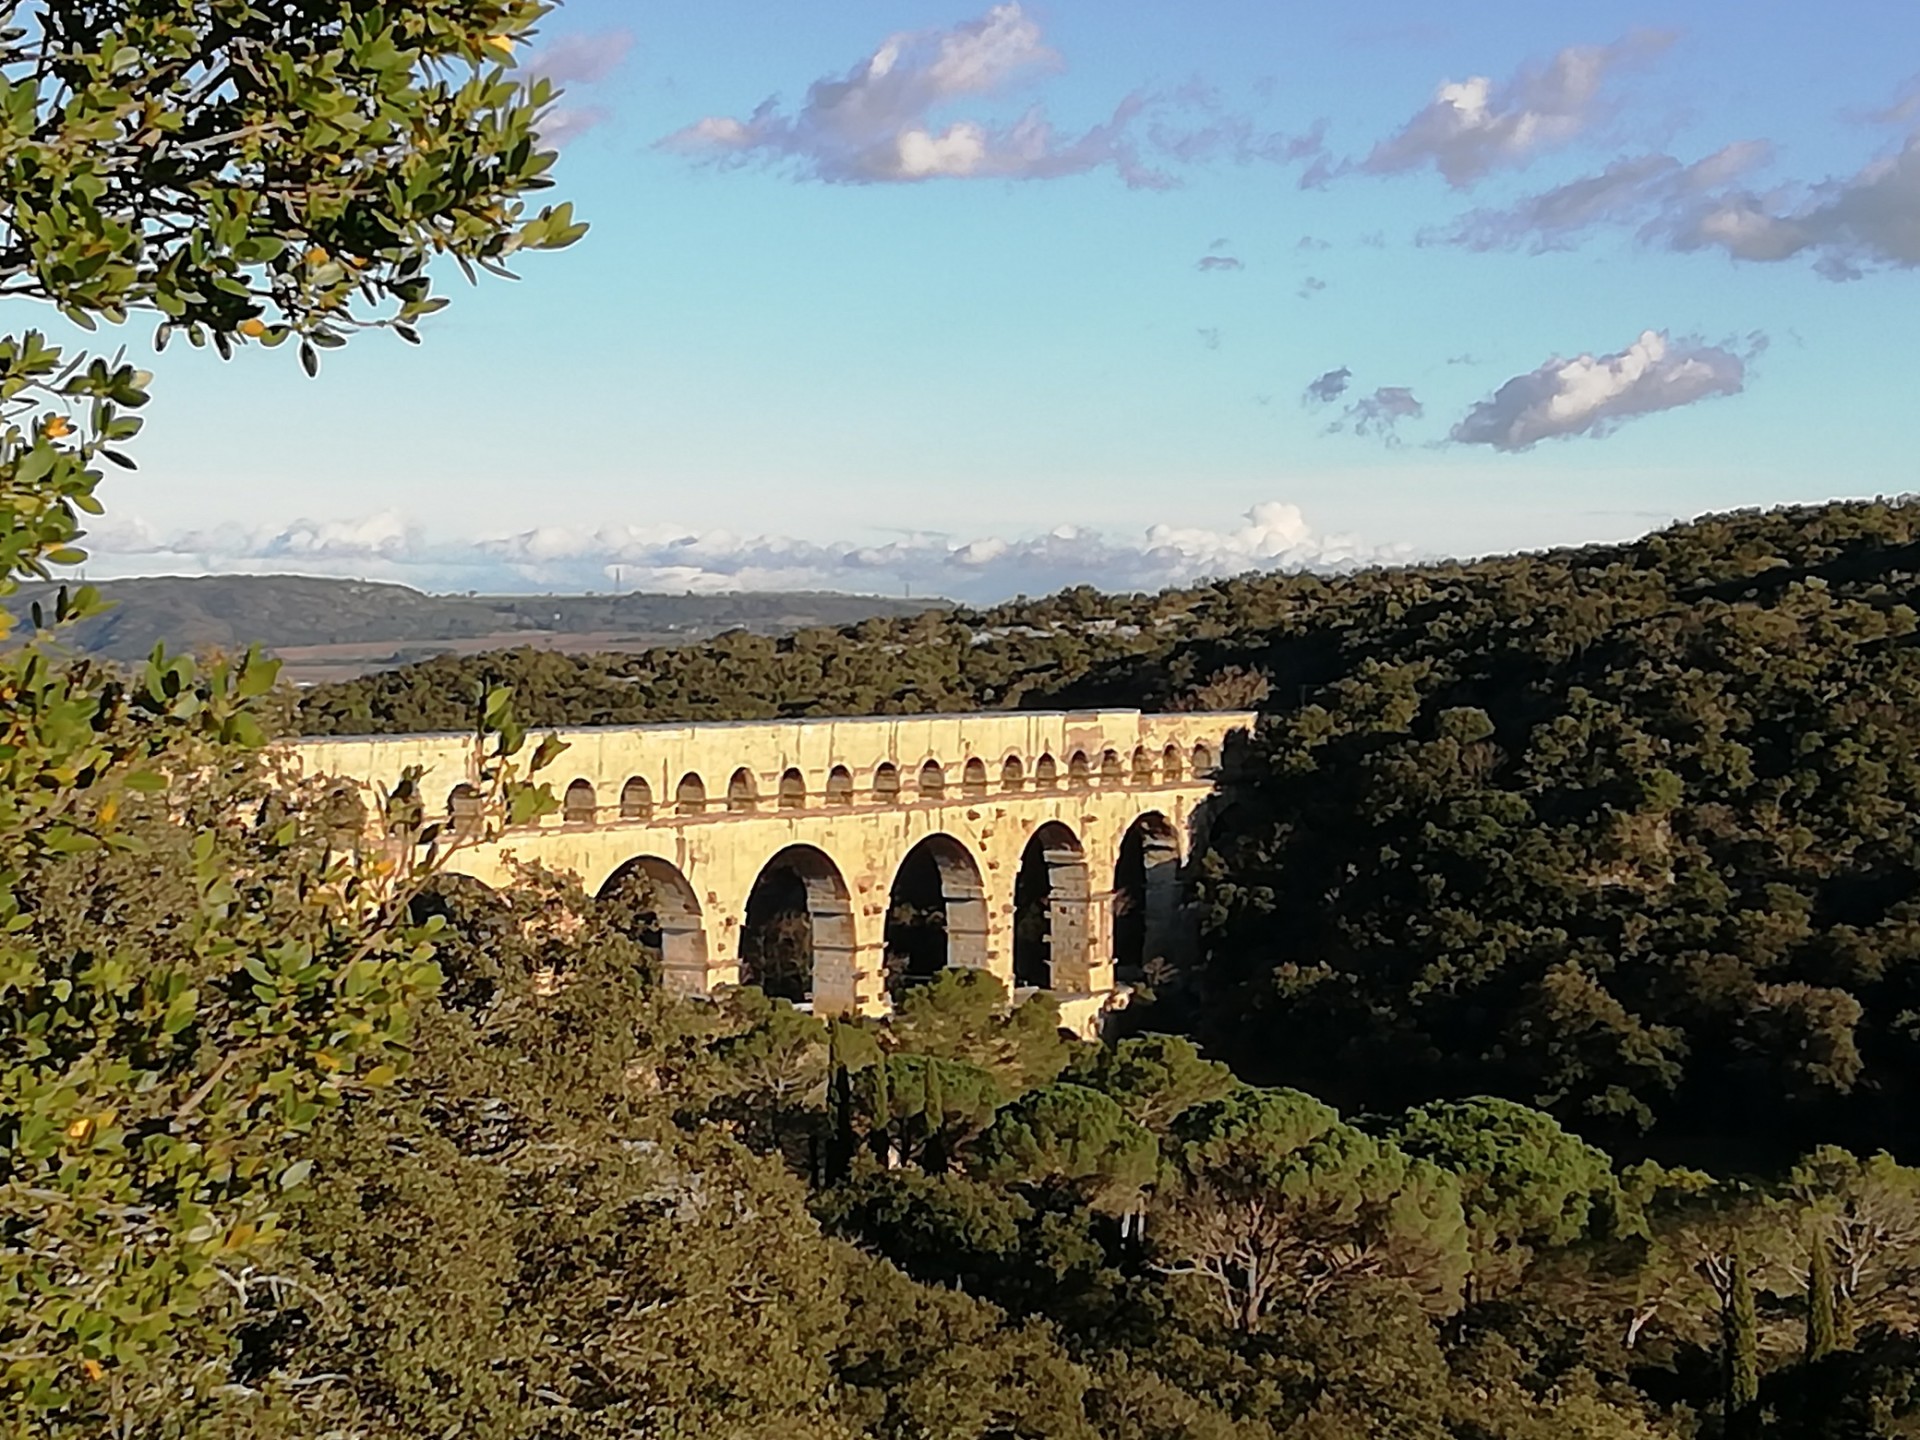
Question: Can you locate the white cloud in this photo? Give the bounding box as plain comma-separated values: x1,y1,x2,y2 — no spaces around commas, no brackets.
1433,143,1775,250
525,28,635,145
1425,70,1920,279
527,30,635,87
71,504,1409,603
1361,31,1675,188
1451,329,1749,451
1669,132,1920,277
661,4,1169,187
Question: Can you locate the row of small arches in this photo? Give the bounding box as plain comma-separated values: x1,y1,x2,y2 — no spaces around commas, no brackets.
449,741,1219,829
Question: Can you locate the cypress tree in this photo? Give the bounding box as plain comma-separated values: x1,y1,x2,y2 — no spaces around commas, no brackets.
1806,1237,1839,1362
1724,1248,1759,1436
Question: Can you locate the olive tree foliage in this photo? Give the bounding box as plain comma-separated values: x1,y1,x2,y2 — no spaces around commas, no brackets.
0,0,581,1425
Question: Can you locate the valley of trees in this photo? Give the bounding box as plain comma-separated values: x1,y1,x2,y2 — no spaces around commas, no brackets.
1,1,1917,1436
285,494,1920,1436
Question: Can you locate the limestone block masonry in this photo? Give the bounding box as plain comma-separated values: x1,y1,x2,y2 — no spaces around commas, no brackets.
291,708,1255,1037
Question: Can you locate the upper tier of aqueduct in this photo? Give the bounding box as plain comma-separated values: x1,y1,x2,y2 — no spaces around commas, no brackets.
295,708,1254,1034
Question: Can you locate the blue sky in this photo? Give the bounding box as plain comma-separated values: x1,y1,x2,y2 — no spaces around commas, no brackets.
63,1,1920,600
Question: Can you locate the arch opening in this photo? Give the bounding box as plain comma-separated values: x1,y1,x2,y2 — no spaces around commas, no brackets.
599,856,708,993
1162,743,1184,783
1192,742,1216,778
1067,751,1092,790
778,769,806,810
917,759,945,802
885,834,989,1000
564,778,597,825
620,776,653,821
1001,755,1026,792
1035,754,1059,790
1114,812,1185,982
739,845,857,1008
873,763,900,804
1131,747,1155,785
676,772,707,816
447,783,483,838
962,757,989,799
826,766,854,806
1013,821,1090,993
728,768,759,813
1101,749,1124,786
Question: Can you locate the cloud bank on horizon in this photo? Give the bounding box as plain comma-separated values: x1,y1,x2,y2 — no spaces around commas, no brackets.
73,504,1410,603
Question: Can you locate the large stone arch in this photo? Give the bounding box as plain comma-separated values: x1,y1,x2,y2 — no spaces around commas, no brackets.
738,844,858,1012
1013,820,1090,993
1113,810,1185,980
885,833,989,999
599,855,708,995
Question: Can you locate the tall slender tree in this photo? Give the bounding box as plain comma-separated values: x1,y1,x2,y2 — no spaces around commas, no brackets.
1725,1246,1759,1437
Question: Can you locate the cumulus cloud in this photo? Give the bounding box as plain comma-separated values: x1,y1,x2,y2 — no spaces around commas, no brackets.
1426,71,1920,278
1451,330,1749,451
87,512,423,565
1196,254,1244,272
1302,366,1352,404
526,29,634,144
73,504,1408,604
660,4,1169,187
1669,132,1920,277
1361,31,1675,188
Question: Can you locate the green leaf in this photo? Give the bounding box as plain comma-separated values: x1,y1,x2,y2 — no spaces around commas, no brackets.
529,733,569,773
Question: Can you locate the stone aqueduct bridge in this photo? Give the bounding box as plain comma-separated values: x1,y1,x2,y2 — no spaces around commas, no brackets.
293,709,1254,1031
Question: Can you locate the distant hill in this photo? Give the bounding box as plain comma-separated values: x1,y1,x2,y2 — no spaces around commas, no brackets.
3,575,947,684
